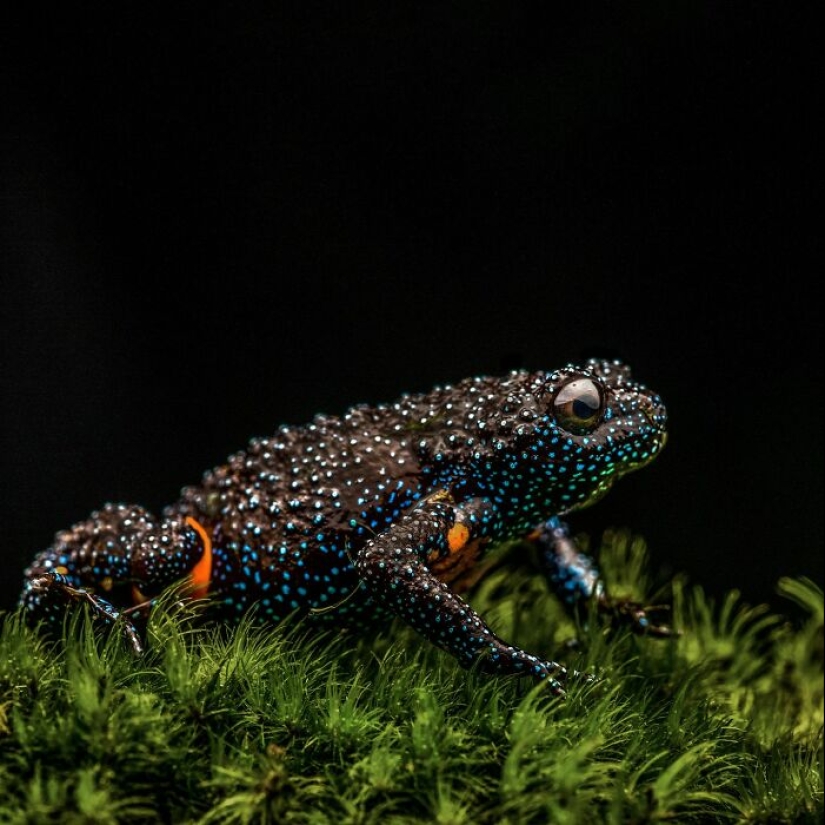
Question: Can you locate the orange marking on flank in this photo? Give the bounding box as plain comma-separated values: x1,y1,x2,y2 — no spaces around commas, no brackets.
186,516,213,598
447,522,470,553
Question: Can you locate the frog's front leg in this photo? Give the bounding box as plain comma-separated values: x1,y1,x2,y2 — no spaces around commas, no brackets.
531,516,677,637
356,496,578,694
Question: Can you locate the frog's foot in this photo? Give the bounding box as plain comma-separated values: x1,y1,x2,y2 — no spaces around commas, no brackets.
22,572,144,655
601,597,680,638
473,640,573,696
356,495,599,697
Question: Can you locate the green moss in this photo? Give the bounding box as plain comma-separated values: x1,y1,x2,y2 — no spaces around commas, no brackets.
1,532,822,824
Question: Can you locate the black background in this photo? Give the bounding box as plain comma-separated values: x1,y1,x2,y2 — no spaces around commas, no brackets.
2,5,822,614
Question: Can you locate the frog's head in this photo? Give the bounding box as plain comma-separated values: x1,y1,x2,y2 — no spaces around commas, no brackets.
483,358,668,520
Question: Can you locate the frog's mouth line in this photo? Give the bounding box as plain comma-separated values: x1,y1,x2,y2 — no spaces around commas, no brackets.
566,475,616,514
618,430,668,475
566,429,667,515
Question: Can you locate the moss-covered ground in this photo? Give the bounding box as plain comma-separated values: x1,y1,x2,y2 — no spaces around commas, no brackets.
1,531,822,823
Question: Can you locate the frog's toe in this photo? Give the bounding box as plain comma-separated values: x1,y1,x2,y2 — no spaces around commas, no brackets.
22,571,145,655
536,663,601,696
539,674,567,697
613,600,680,638
569,667,603,689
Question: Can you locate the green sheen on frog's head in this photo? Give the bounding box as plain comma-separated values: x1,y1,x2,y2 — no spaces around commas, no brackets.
533,357,667,515
425,358,668,523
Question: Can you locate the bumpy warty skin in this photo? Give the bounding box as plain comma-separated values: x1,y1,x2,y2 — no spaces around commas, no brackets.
22,358,668,688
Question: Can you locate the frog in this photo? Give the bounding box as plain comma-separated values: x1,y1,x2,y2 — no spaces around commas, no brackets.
20,358,673,695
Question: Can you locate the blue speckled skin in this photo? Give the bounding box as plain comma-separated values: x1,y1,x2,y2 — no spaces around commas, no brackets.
21,358,670,694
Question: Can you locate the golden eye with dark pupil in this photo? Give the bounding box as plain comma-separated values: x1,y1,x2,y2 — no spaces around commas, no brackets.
553,377,604,434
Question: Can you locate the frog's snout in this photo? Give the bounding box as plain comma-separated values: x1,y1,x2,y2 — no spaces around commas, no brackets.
640,393,668,460
642,393,668,433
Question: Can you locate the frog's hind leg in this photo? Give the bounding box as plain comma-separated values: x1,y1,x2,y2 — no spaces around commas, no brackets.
20,503,157,653
21,503,212,653
23,570,145,654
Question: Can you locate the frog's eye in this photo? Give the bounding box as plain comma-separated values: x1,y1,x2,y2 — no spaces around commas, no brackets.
553,377,605,435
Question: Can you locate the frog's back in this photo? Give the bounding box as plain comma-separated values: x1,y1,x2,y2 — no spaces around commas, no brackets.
21,359,672,688
165,384,477,618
